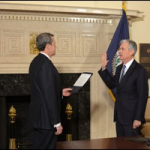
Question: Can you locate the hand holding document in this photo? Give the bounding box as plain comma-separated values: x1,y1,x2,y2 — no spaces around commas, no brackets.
72,72,93,94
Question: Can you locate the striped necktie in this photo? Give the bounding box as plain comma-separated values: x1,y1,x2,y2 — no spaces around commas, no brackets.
120,65,126,82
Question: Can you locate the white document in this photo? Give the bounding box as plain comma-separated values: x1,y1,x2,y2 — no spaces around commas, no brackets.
72,72,93,94
74,73,92,87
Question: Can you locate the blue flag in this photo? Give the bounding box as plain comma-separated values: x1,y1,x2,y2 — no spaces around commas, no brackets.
106,6,129,101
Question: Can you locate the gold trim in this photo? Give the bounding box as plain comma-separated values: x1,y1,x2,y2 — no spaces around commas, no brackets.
30,33,39,54
65,103,73,119
108,88,116,102
9,138,16,149
66,134,72,141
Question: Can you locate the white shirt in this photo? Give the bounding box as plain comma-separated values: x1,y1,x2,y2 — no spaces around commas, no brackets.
123,58,134,75
40,52,50,60
119,59,134,81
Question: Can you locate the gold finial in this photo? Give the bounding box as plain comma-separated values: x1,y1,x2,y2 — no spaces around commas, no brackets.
8,105,17,149
66,103,72,111
8,105,17,123
65,103,73,141
9,105,16,114
122,1,127,12
65,103,73,120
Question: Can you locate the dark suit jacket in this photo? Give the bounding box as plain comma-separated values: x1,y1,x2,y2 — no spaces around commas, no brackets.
29,53,62,129
98,60,149,126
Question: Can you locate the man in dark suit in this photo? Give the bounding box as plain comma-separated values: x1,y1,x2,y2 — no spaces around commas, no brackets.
29,32,72,149
98,39,149,137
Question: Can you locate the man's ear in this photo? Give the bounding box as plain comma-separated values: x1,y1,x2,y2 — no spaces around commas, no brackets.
130,49,135,56
45,43,51,49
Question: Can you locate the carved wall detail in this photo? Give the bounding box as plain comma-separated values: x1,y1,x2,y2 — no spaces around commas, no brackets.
1,30,26,57
0,11,113,24
0,11,114,64
55,32,76,57
81,33,101,57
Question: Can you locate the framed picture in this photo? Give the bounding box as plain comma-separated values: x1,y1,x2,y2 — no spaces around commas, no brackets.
139,43,150,78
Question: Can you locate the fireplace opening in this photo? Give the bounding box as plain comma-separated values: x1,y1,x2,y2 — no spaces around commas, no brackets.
0,73,90,149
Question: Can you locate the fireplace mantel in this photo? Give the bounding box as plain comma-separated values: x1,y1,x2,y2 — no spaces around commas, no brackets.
0,3,143,20
0,3,144,74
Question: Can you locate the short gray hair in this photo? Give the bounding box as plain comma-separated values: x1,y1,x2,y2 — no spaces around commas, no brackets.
120,39,137,56
36,32,54,51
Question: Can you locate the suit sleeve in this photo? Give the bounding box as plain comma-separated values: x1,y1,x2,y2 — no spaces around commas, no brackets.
98,68,116,89
135,67,149,122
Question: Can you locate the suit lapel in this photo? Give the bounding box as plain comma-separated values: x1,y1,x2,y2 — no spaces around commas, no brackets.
118,60,137,90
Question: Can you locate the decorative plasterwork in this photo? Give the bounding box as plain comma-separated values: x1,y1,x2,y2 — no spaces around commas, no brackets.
0,11,113,24
0,3,144,20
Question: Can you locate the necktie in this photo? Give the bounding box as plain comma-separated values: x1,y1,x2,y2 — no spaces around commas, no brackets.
120,65,126,82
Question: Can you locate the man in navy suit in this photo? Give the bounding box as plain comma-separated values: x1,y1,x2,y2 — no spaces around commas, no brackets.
98,39,149,137
29,32,72,149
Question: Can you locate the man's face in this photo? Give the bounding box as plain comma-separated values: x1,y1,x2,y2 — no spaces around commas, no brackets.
118,42,134,63
49,37,57,57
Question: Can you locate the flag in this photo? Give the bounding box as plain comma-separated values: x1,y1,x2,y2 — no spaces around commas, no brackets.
106,2,129,102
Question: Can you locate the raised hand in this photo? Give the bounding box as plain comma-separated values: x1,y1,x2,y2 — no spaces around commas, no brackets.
101,52,109,70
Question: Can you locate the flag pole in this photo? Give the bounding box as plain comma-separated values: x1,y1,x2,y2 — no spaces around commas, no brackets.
108,1,128,102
